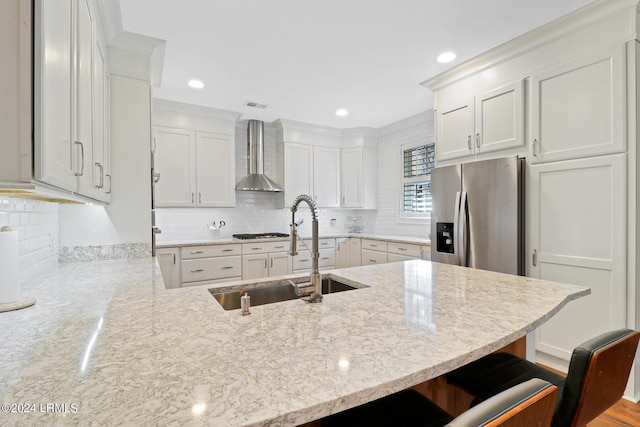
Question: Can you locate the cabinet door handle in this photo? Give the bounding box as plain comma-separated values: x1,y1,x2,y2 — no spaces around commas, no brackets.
191,269,204,273
74,141,85,176
222,266,234,270
369,259,377,263
264,259,267,269
199,193,202,204
342,195,345,205
106,174,112,194
152,136,157,153
252,247,262,251
270,258,273,268
191,193,195,203
532,139,538,157
475,133,480,148
370,244,377,247
173,254,176,264
532,249,538,266
190,250,204,254
398,247,407,251
95,162,104,188
300,259,309,262
467,135,472,150
221,249,234,252
321,257,329,260
273,245,285,249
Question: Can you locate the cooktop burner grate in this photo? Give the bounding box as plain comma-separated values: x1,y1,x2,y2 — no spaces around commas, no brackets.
232,232,290,240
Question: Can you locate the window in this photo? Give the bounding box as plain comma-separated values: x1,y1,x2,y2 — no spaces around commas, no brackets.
401,142,435,219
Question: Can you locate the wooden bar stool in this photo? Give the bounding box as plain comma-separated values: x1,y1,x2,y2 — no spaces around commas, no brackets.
446,328,640,427
321,378,558,427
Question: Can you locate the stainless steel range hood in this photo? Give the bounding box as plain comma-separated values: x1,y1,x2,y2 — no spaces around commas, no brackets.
236,120,283,192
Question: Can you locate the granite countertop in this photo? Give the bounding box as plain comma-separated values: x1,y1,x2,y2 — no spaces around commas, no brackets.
157,233,431,248
0,258,588,426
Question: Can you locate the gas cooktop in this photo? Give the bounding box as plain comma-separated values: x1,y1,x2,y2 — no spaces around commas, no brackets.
232,232,290,240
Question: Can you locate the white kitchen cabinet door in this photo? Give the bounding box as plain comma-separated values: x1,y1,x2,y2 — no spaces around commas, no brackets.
33,0,76,191
269,252,292,277
74,0,96,198
195,132,235,207
341,148,363,208
313,146,340,207
528,154,626,370
474,81,524,154
154,126,196,207
284,143,313,206
435,97,474,161
530,45,625,163
156,247,181,289
242,254,269,280
350,238,362,267
335,237,351,268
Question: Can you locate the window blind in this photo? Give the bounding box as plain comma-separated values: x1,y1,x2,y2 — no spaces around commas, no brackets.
403,143,434,213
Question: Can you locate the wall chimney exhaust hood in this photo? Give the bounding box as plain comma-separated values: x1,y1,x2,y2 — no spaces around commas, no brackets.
236,120,283,192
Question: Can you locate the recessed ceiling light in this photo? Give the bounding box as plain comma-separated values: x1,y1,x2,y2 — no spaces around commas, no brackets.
436,52,456,63
188,79,204,89
336,109,349,117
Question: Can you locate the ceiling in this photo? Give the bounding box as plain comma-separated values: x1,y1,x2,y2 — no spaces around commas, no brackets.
119,0,597,129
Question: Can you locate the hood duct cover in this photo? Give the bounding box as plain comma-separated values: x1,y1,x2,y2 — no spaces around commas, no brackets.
235,120,283,192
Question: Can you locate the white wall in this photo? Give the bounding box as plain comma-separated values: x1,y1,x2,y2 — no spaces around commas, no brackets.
59,74,152,253
0,197,58,281
359,110,434,238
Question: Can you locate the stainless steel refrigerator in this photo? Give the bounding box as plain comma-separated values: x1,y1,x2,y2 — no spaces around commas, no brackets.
430,156,524,275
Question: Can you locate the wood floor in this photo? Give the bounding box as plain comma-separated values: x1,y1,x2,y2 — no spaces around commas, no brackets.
590,399,640,427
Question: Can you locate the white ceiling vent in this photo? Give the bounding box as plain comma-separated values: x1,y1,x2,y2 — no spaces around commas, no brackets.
245,101,268,109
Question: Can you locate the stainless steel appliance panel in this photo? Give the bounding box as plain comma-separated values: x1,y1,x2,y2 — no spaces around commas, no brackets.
430,164,461,264
461,156,521,275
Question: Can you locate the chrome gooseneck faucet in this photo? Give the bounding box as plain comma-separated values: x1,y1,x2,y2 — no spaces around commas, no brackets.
289,194,322,303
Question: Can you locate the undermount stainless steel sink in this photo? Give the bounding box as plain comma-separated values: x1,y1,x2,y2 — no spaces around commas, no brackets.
210,277,363,311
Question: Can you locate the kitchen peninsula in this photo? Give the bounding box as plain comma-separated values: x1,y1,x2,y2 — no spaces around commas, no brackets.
0,258,588,426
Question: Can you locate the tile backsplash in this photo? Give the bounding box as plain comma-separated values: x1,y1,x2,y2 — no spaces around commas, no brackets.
0,197,59,282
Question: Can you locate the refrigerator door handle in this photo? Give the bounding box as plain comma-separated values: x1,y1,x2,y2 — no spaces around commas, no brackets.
459,191,468,267
453,191,461,265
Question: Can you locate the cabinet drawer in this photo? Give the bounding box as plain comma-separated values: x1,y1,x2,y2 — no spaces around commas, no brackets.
388,253,419,263
292,248,335,271
362,249,388,265
181,256,242,283
242,241,289,254
361,239,387,252
302,238,335,249
387,242,421,258
318,248,335,268
181,244,242,259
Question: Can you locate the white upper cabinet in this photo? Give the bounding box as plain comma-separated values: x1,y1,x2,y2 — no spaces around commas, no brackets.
435,98,475,161
33,0,75,191
278,120,341,207
312,146,340,207
530,45,626,163
154,126,196,207
152,100,238,208
34,0,111,202
154,126,235,208
435,80,524,162
195,132,235,207
283,143,313,206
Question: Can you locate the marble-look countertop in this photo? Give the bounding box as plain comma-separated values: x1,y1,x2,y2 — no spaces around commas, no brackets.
0,258,588,426
157,233,431,248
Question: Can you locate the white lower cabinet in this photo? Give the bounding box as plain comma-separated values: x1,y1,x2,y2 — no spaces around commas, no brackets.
241,241,292,280
361,249,387,266
387,242,421,260
156,247,181,289
336,237,361,268
179,244,242,286
528,154,626,369
293,238,335,272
